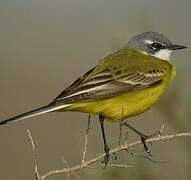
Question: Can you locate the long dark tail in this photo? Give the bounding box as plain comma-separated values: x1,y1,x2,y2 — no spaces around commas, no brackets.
0,103,70,125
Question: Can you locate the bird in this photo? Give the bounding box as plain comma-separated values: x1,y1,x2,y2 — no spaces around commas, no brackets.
0,32,186,165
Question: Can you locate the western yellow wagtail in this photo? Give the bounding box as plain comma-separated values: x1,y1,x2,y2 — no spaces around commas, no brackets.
0,32,186,165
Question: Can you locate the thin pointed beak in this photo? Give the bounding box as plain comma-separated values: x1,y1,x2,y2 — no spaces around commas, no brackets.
169,44,187,50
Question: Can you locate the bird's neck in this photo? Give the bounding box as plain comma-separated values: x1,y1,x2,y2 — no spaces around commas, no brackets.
139,49,172,61
153,49,172,61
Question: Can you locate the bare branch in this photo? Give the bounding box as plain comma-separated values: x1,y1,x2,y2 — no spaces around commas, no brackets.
62,157,82,180
159,123,165,135
124,129,129,145
118,104,124,146
26,129,40,180
81,115,91,164
37,131,191,180
126,148,167,164
89,164,133,169
118,122,123,146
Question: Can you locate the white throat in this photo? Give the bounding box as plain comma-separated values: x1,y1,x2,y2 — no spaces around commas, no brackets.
153,49,172,61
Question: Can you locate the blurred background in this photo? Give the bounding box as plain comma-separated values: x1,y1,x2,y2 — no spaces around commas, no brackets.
0,0,191,179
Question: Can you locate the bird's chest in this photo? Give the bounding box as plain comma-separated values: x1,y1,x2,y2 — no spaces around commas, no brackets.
71,80,167,120
101,69,174,121
99,82,167,121
69,70,174,121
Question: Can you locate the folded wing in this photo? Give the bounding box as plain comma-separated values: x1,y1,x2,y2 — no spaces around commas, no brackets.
53,62,166,104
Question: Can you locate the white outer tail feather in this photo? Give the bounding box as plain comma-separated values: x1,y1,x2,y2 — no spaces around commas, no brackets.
0,103,71,125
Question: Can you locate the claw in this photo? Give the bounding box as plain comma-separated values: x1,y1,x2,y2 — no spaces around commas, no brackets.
102,145,110,167
139,130,160,156
140,135,152,156
122,121,160,157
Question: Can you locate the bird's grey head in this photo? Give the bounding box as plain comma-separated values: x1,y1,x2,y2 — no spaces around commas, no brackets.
127,32,186,61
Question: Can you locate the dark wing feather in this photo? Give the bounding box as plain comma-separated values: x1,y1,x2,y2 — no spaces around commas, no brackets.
53,66,165,104
54,66,96,101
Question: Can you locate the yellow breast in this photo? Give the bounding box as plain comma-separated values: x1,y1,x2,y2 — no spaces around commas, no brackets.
67,66,175,121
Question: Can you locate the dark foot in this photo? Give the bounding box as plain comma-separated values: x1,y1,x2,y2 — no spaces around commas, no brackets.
139,131,160,156
102,145,110,167
99,114,111,167
122,121,160,156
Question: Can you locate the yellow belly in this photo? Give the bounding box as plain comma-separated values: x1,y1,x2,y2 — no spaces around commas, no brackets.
66,79,169,121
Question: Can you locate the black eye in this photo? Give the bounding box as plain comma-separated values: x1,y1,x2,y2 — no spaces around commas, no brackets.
150,42,163,49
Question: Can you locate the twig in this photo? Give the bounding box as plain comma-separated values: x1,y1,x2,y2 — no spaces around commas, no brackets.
118,122,123,146
126,148,167,163
62,157,82,180
118,104,124,146
27,129,40,180
89,164,133,169
159,123,165,135
38,131,191,180
124,129,129,145
81,115,91,164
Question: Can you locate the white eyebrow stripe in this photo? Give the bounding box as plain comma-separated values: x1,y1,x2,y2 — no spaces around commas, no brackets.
144,40,153,44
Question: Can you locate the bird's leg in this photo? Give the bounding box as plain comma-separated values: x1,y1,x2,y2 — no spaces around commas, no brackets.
122,121,159,156
99,114,110,167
